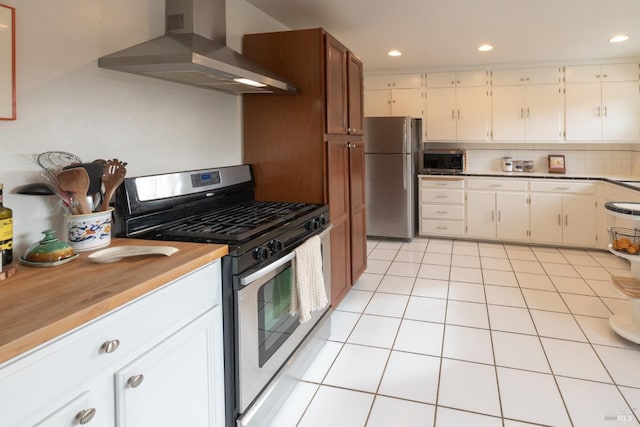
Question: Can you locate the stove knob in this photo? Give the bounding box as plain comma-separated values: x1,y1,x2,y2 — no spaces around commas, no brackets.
269,239,284,253
254,246,271,262
317,215,327,226
306,219,319,231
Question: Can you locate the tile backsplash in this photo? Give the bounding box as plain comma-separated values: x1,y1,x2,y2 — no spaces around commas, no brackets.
425,142,640,176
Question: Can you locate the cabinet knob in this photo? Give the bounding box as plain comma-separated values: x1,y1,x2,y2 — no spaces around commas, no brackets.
128,374,145,388
76,408,96,425
100,339,120,354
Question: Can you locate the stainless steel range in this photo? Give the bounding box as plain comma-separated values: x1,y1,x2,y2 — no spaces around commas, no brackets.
115,164,332,427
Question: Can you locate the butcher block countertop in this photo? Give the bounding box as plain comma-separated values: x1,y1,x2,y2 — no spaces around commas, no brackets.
0,238,228,365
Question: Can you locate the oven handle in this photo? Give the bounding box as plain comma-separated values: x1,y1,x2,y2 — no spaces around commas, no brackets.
240,251,296,286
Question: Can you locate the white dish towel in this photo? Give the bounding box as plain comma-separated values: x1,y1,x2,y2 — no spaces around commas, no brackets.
290,235,328,323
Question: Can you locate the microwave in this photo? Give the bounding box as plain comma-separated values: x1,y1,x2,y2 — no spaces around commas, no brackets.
422,149,466,174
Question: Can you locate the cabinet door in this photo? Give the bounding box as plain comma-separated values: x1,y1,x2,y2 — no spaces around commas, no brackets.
392,88,423,118
492,85,525,140
347,52,364,135
525,84,563,141
364,90,392,117
34,391,104,427
565,82,602,141
530,193,563,244
349,140,367,283
563,195,597,246
602,63,640,82
115,308,223,427
393,73,423,88
326,35,348,135
497,192,529,241
426,87,456,140
457,70,488,87
426,72,456,88
456,86,490,141
602,81,640,141
327,139,351,306
466,191,496,238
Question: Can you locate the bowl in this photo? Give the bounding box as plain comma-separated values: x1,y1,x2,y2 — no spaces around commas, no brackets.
23,229,75,263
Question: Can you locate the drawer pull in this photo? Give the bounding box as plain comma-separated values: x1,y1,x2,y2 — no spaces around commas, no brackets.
128,374,145,388
76,408,96,425
436,211,449,214
435,183,448,186
436,195,449,199
554,187,570,190
101,339,120,354
436,226,448,230
490,184,502,187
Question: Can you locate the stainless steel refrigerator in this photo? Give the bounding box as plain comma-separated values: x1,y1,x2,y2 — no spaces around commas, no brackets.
364,116,421,240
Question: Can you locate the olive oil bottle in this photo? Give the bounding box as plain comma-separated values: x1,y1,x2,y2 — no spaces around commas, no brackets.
0,184,13,265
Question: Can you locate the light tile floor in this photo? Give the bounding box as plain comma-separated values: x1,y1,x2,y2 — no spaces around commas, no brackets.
270,238,640,427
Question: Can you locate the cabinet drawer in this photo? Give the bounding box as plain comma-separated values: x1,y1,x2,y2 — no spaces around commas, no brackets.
421,220,465,236
420,177,465,189
0,261,221,425
529,180,597,194
466,179,528,191
421,189,465,204
422,205,464,220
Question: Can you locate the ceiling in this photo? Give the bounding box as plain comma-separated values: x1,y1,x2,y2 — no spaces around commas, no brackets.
245,0,640,73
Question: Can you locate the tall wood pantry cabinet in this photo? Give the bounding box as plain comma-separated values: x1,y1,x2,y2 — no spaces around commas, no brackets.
242,28,367,307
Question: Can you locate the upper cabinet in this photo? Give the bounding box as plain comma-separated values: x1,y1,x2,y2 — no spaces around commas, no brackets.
326,36,365,136
565,63,640,141
425,70,490,142
491,67,564,141
363,73,423,119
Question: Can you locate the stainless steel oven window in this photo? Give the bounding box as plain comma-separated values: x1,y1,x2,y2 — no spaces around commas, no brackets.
257,265,298,367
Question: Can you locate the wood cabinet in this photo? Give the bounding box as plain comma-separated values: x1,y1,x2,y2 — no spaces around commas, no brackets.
529,181,598,246
491,67,563,141
465,179,529,241
565,63,640,141
243,28,366,307
425,70,490,141
0,261,225,427
364,73,423,118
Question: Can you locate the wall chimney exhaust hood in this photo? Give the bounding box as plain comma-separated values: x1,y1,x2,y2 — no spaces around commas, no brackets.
98,0,297,95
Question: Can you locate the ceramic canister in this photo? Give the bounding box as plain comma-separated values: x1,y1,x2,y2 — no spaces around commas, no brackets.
502,157,513,172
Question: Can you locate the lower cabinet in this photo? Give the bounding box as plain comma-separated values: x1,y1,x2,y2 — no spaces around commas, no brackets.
530,192,598,247
327,138,367,307
419,176,465,237
418,175,600,248
465,179,529,241
0,261,225,427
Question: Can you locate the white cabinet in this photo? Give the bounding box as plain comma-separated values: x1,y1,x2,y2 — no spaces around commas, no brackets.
419,176,465,236
364,73,423,118
465,179,529,241
116,308,221,427
425,70,490,141
565,63,640,141
529,181,598,246
0,261,225,427
491,67,563,141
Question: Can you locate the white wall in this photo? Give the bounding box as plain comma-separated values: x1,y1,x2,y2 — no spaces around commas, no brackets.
0,0,286,255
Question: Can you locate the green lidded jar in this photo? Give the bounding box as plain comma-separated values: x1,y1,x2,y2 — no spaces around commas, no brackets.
23,229,75,263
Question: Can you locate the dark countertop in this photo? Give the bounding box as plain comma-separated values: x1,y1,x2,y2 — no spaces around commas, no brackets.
417,170,640,191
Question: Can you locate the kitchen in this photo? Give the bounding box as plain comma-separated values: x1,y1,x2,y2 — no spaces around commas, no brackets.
1,0,640,426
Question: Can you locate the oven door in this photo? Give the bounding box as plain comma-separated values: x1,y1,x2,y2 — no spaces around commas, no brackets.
236,228,331,414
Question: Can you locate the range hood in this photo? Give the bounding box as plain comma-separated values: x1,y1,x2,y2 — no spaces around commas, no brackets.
98,0,297,95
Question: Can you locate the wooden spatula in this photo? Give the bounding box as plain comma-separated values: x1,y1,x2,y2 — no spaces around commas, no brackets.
100,159,127,212
57,167,92,214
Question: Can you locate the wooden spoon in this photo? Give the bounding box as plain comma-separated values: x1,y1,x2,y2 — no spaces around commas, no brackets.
57,167,92,214
100,159,127,212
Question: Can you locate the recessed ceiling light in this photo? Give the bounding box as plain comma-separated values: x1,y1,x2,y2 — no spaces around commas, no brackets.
388,50,402,57
609,34,629,43
478,44,494,52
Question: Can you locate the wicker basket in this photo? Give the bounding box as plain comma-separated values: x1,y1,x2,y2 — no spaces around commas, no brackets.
608,227,640,255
